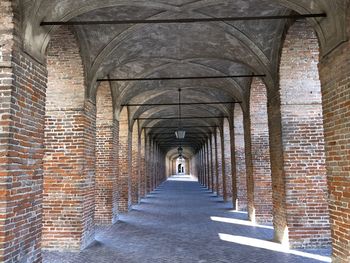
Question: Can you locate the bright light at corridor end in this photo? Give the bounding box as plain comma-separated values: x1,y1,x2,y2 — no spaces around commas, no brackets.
218,233,331,262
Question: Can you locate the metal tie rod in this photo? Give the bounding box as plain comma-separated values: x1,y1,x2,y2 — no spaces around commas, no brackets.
123,101,241,107
41,14,326,26
98,74,265,82
144,126,217,129
137,116,227,120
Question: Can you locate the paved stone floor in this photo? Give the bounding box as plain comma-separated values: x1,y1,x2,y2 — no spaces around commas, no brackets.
43,175,331,263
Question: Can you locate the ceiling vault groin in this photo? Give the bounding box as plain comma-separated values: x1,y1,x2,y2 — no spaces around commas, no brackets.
20,0,348,154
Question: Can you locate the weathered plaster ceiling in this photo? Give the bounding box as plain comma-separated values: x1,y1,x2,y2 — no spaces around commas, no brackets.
21,0,348,154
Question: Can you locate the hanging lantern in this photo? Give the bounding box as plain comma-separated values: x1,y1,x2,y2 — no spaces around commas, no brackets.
175,129,186,139
178,146,183,156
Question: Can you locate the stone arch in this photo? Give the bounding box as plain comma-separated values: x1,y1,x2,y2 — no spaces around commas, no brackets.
234,104,248,211
245,78,273,224
272,21,330,248
43,26,96,250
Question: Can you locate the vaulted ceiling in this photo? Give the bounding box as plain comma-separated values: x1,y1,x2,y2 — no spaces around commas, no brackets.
20,0,347,154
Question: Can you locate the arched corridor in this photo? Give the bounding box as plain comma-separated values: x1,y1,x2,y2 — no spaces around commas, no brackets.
1,1,350,263
44,175,331,263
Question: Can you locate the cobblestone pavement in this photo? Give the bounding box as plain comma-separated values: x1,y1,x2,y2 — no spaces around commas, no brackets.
43,175,331,263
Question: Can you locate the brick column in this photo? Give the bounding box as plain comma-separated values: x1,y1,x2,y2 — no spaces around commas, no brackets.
131,123,139,205
234,105,247,211
139,129,146,198
118,108,130,212
0,2,47,261
207,139,212,191
223,119,233,199
216,127,224,196
43,27,96,251
220,126,228,201
319,14,350,262
212,132,219,194
95,83,115,225
245,78,273,224
145,135,152,193
205,141,210,188
201,148,204,185
269,21,330,248
229,118,238,208
149,139,155,191
209,135,216,192
111,120,119,223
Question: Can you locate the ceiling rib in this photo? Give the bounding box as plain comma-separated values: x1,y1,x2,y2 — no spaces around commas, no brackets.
41,13,326,26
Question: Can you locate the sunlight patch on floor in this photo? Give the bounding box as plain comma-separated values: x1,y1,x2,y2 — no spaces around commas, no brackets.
218,233,331,262
167,175,198,182
211,216,274,230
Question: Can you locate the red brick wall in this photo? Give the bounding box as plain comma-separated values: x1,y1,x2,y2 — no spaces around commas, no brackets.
43,27,96,250
0,2,47,261
223,119,233,198
95,82,115,225
118,107,130,212
277,21,330,248
319,9,350,262
234,105,247,211
246,78,273,224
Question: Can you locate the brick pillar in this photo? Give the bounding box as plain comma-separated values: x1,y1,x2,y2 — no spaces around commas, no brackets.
220,126,228,201
223,119,233,199
201,148,204,185
131,123,139,205
118,108,130,212
210,135,216,192
139,129,146,198
43,27,95,251
212,132,219,194
112,120,119,223
208,138,214,192
149,139,155,191
95,82,115,225
216,127,224,196
229,118,238,208
0,2,47,261
200,148,204,185
198,149,203,184
319,14,350,262
269,21,330,248
145,135,151,193
245,78,273,224
204,143,210,189
234,105,247,211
